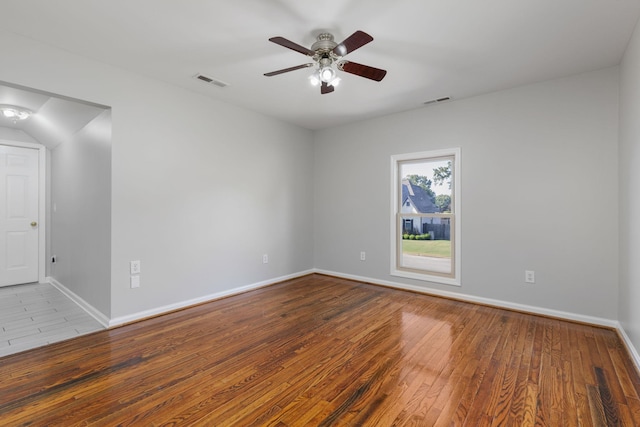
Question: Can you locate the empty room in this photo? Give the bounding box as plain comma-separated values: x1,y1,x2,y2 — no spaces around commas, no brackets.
2,1,640,425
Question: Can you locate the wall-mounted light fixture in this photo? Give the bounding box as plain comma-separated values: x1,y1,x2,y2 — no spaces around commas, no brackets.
0,105,33,123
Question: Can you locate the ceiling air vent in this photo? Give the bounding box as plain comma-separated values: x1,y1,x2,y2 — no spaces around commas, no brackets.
423,96,452,106
193,73,229,88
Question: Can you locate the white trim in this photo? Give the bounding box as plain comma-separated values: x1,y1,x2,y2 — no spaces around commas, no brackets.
48,277,110,328
37,144,46,283
390,148,461,286
313,268,619,329
108,269,315,327
0,139,47,284
615,322,640,374
392,268,461,287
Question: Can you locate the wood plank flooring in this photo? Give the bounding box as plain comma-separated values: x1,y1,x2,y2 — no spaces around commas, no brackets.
1,274,639,426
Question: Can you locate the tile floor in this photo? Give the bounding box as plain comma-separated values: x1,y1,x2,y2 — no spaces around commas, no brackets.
0,282,105,358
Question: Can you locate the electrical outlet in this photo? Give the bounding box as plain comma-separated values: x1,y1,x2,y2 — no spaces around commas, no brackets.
525,270,535,284
360,251,366,261
130,260,141,275
130,275,140,288
263,254,269,264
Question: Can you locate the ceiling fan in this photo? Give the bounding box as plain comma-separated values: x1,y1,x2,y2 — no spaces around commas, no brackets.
264,31,387,94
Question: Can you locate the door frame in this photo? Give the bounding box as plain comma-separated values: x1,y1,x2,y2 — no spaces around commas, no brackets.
0,139,46,284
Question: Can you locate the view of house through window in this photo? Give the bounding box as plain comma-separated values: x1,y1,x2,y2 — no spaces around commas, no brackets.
391,148,460,285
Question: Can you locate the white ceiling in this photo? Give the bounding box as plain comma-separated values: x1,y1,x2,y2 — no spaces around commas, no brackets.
1,0,640,131
0,84,108,149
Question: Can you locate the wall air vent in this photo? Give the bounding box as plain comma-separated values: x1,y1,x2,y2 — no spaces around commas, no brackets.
423,96,452,106
193,74,230,88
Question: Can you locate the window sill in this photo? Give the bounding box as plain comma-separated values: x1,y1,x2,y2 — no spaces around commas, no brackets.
390,269,461,287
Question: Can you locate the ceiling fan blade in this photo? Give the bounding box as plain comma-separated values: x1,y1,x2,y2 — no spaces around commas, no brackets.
269,37,315,56
339,61,387,81
264,63,314,77
332,31,373,56
321,81,335,94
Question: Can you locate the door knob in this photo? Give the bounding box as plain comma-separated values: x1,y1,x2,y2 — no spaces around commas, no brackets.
30,221,37,227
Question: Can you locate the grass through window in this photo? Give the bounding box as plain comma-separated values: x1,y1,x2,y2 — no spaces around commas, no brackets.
402,240,451,258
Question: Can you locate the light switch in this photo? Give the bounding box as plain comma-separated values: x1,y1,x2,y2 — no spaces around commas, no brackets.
130,275,140,288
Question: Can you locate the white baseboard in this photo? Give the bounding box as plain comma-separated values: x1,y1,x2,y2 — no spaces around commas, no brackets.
47,277,110,328
108,269,315,327
615,322,640,374
313,269,619,328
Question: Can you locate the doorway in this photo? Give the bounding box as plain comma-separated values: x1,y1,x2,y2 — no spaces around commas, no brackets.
0,142,45,287
0,81,111,355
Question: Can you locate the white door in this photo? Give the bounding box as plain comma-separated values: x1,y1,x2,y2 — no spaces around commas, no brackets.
0,145,39,287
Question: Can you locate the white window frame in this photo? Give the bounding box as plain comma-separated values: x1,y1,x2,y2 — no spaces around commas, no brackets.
390,148,461,286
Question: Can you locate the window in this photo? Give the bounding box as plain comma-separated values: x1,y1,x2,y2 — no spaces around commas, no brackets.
390,148,460,286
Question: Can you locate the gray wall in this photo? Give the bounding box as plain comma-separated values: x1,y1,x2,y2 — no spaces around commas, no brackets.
0,30,315,320
50,110,112,316
314,67,619,320
107,64,314,320
0,28,629,338
619,18,640,353
0,127,38,143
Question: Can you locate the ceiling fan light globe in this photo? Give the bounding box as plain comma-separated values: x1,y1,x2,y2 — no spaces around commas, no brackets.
329,77,341,87
320,67,336,83
309,73,320,86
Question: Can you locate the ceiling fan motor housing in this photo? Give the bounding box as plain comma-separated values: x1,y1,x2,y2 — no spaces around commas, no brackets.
311,33,338,55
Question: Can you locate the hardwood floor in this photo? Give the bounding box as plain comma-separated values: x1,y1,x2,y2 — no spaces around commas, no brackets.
1,274,639,426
